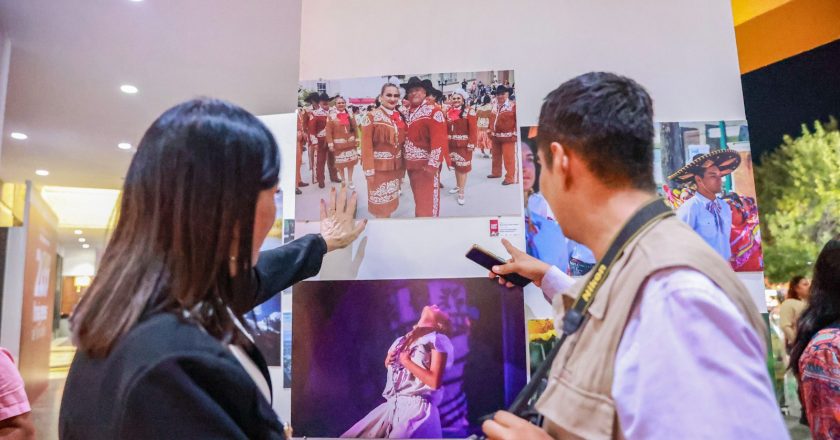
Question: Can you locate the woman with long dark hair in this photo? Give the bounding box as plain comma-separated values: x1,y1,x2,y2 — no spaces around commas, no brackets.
59,98,365,439
790,238,840,438
781,275,811,351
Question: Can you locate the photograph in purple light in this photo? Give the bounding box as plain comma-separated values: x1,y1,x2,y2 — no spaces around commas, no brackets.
291,278,526,438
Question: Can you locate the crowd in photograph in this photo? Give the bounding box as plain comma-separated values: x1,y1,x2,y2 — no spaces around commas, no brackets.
296,77,517,218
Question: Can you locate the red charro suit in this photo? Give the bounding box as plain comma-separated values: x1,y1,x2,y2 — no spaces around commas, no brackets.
405,103,447,217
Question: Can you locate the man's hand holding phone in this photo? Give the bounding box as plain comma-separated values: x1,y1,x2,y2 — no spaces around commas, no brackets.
491,239,551,288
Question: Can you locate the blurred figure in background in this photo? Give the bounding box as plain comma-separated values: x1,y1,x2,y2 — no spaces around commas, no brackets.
782,275,811,351
0,347,35,439
790,238,840,439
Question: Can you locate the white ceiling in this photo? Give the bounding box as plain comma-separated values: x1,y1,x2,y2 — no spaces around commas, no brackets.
0,0,302,189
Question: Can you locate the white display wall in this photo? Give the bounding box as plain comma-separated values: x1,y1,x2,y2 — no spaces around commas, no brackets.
262,0,759,428
299,0,746,125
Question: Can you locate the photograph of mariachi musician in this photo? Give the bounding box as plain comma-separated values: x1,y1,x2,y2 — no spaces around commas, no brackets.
295,70,522,220
659,120,763,272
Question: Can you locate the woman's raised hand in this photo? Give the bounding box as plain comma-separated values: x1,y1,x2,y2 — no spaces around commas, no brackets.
320,186,368,252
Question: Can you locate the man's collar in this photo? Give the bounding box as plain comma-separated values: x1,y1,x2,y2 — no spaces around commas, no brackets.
694,191,716,203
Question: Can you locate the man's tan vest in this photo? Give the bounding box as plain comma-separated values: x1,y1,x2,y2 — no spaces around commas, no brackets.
534,216,766,439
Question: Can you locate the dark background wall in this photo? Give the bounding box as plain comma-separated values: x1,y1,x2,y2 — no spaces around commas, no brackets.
741,39,840,163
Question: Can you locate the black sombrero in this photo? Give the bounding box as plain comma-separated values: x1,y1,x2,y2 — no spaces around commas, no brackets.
668,149,741,183
400,76,432,94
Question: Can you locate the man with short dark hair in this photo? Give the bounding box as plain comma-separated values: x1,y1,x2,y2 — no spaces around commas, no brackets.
482,72,786,439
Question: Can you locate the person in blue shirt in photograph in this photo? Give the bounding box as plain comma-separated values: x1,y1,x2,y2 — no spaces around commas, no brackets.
670,150,741,262
522,133,595,277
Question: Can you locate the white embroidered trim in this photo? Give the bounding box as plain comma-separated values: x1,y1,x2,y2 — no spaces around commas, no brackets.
364,169,374,177
373,151,395,160
450,152,472,167
449,134,469,141
432,173,440,217
334,150,358,163
309,135,318,144
493,131,517,138
404,139,429,161
334,139,347,144
372,110,392,124
407,105,433,124
428,148,442,168
369,179,400,205
433,111,445,123
317,129,326,137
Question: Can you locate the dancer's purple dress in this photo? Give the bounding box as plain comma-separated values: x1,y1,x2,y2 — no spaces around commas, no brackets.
342,331,454,438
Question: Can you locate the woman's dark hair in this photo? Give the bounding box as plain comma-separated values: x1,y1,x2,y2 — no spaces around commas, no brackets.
523,132,540,193
787,275,806,301
537,71,655,191
790,239,840,376
73,98,280,357
482,94,491,105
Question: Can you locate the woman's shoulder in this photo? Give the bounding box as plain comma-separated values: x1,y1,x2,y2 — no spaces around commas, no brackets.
414,331,453,351
800,325,840,364
802,326,840,366
96,313,238,382
780,298,805,311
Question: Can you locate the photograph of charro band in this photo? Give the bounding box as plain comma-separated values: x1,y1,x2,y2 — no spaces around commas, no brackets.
295,70,521,220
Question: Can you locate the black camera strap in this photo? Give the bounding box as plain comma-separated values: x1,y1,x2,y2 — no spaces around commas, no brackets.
506,197,674,422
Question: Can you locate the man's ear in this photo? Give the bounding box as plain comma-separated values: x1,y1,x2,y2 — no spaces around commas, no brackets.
550,142,567,174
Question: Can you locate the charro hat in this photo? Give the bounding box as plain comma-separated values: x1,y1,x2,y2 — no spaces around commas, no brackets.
495,85,511,95
400,76,433,94
668,149,741,183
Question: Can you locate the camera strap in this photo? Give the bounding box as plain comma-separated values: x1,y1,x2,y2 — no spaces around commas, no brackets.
507,197,674,421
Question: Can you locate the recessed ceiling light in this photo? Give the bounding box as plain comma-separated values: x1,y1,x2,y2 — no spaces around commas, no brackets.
118,142,132,150
78,237,86,243
74,229,83,235
82,243,90,249
35,169,49,176
120,84,138,94
10,132,27,140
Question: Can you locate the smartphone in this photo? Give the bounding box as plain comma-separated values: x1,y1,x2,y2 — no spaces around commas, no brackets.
465,244,532,287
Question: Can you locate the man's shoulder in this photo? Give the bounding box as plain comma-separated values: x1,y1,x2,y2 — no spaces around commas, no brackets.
632,216,732,269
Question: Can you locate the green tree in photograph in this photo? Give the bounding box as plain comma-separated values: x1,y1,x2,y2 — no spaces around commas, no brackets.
755,117,840,282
